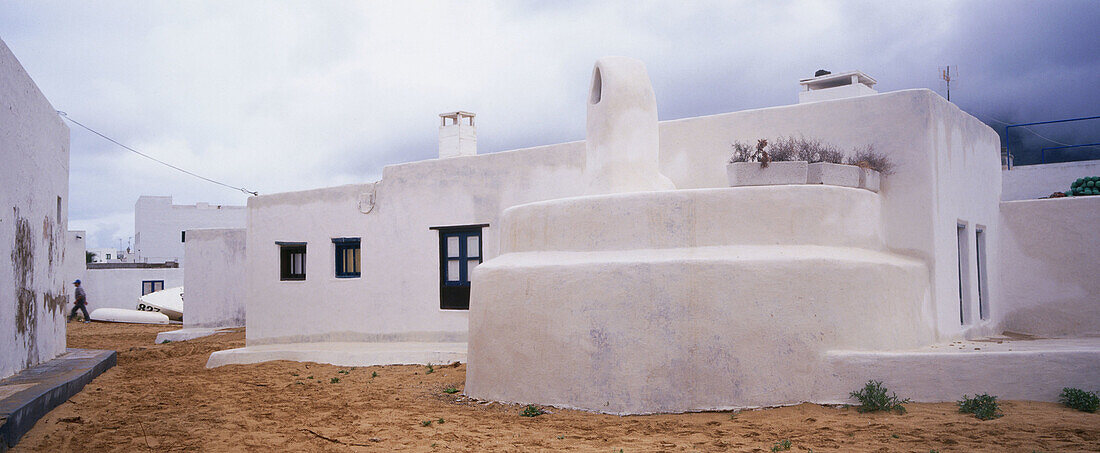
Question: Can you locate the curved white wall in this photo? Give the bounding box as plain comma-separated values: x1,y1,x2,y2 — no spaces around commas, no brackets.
466,186,934,413
502,186,884,252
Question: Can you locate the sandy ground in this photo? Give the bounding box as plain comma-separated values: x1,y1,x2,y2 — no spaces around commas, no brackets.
11,322,1099,452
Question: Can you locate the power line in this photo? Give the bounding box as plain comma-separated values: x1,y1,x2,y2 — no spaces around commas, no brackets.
1016,127,1075,147
57,111,258,196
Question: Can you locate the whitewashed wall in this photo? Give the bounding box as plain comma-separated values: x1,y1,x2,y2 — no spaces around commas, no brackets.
658,89,1002,341
183,228,245,328
245,142,587,346
1002,160,1100,201
245,88,1003,348
134,196,246,265
0,38,70,379
81,266,183,311
999,196,1100,336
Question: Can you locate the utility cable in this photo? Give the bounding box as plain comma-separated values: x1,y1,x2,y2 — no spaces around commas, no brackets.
982,114,1081,147
57,110,258,196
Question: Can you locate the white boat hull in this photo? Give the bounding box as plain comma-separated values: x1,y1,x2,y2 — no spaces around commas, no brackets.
90,308,170,324
137,286,184,321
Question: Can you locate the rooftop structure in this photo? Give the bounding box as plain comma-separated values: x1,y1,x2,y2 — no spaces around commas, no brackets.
798,70,878,104
438,111,477,158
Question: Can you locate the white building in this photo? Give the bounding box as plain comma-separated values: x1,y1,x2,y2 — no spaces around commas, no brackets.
86,247,120,263
133,195,246,265
77,196,244,313
208,58,1098,414
0,38,70,379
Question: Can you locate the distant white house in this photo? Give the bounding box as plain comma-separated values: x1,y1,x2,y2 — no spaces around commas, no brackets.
86,247,121,263
75,197,245,313
0,38,70,379
133,195,246,265
207,58,1098,414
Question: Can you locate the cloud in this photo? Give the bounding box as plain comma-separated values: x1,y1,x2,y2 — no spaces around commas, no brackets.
2,0,1098,247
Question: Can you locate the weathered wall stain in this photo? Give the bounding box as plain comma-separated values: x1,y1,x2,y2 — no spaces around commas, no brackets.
11,211,40,367
43,214,57,271
44,290,66,316
12,212,35,333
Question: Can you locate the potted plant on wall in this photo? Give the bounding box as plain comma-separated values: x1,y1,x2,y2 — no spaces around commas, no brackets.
726,138,809,186
727,137,893,192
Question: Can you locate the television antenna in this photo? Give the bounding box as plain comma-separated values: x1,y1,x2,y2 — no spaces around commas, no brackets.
941,65,956,101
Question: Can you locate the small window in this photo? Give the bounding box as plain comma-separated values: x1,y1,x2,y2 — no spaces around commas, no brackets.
279,242,306,281
106,253,112,260
430,224,487,310
181,231,186,242
56,196,62,223
333,238,361,278
142,280,164,295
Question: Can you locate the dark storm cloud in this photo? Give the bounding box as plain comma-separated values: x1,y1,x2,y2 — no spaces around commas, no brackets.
1,0,1097,246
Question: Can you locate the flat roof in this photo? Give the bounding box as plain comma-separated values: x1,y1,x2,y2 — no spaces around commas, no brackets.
799,71,877,89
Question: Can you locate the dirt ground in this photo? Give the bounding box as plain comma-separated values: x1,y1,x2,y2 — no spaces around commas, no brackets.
11,322,1099,452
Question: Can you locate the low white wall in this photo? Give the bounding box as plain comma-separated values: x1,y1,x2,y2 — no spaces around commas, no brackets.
0,38,70,379
81,267,184,311
184,228,246,328
999,196,1100,336
1001,160,1100,201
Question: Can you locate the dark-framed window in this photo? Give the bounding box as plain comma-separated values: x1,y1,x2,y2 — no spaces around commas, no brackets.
333,238,361,278
141,280,164,295
278,242,307,281
976,227,988,320
430,224,487,310
181,231,186,242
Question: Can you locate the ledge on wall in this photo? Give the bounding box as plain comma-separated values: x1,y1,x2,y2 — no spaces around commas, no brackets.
87,261,179,269
206,342,467,369
0,349,117,450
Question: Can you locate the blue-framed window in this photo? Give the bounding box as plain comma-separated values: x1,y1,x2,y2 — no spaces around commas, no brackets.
278,242,307,281
333,238,361,278
142,280,164,295
431,224,487,310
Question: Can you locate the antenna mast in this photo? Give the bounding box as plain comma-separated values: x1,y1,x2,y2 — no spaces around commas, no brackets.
941,65,953,101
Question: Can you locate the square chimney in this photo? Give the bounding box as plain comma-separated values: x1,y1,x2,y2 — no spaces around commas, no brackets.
798,71,877,104
438,111,477,158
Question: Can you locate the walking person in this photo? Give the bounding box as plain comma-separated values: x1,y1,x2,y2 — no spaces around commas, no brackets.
69,279,91,323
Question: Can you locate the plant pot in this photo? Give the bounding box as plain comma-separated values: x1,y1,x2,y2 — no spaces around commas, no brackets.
858,167,881,192
726,161,808,187
807,162,881,192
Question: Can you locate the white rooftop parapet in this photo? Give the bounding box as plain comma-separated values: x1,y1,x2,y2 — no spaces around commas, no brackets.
798,70,878,104
438,111,477,158
584,57,675,195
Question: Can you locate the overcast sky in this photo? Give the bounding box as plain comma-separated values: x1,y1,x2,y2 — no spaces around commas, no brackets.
3,0,1099,249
